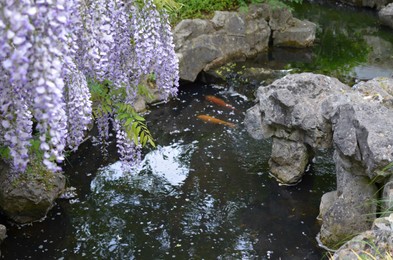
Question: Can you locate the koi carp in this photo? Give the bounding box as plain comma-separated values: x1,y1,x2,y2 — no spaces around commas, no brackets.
205,95,236,110
197,115,236,128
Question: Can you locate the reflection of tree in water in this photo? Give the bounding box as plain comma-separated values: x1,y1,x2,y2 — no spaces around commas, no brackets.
289,2,377,84
289,27,370,83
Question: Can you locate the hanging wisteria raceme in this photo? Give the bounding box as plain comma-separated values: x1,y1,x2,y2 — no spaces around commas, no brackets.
131,0,179,100
63,69,92,151
95,112,111,157
153,12,180,100
113,119,142,169
0,0,179,173
79,0,179,166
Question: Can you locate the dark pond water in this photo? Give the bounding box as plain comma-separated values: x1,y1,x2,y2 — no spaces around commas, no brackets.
1,2,393,260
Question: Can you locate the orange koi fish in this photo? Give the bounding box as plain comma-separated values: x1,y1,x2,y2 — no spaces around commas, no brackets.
197,115,236,128
205,95,236,110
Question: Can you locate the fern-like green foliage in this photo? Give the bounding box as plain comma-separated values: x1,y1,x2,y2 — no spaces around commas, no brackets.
116,103,156,148
89,79,156,149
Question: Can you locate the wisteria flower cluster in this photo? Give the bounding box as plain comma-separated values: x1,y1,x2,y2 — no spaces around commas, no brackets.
0,0,179,173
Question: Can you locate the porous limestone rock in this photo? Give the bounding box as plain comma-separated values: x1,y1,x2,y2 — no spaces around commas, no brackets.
269,137,310,184
245,73,393,248
244,73,349,184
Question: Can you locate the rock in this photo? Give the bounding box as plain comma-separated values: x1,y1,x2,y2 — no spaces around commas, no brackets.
244,105,268,140
353,77,393,109
382,175,393,213
319,195,377,249
319,152,378,248
0,224,5,257
331,100,393,181
379,3,393,29
318,190,337,220
0,162,66,223
273,18,317,48
332,214,393,259
244,72,393,248
174,4,316,82
269,137,310,184
246,73,347,184
173,19,215,51
0,225,6,242
250,73,349,149
373,213,393,231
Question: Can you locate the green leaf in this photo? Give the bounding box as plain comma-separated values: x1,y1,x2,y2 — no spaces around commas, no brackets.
133,131,139,145
132,112,145,122
125,118,134,126
149,138,156,148
131,121,139,133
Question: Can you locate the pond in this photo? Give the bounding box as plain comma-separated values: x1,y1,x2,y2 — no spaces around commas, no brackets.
1,1,392,259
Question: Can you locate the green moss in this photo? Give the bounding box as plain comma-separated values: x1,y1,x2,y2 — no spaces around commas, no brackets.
11,154,55,191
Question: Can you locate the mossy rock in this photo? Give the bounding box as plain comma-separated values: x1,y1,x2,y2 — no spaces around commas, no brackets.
0,162,65,224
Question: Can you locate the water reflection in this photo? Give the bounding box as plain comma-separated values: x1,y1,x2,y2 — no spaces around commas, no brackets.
291,1,393,83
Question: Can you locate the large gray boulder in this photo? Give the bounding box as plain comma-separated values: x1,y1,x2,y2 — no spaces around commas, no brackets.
379,3,393,29
273,18,316,48
245,73,349,184
174,4,316,82
0,162,66,223
245,73,393,248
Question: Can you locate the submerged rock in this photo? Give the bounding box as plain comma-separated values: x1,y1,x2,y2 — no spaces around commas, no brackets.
0,162,66,224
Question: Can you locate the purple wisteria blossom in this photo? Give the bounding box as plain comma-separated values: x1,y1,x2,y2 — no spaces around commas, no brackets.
0,0,179,173
113,119,142,169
